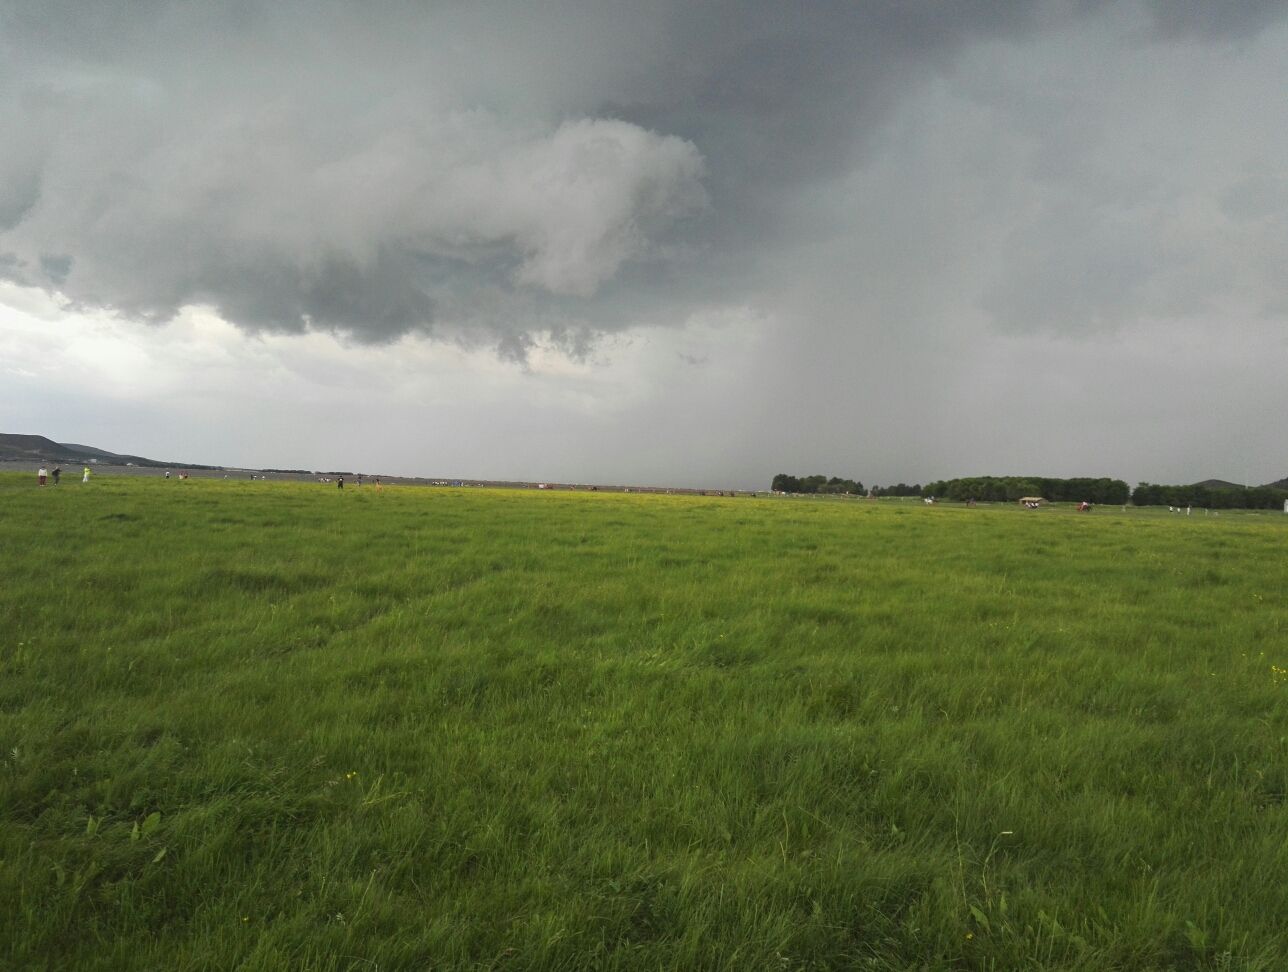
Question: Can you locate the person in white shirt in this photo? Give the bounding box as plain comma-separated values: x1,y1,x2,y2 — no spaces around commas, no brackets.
37,466,48,486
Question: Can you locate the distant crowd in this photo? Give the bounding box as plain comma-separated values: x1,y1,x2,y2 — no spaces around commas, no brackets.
31,465,387,491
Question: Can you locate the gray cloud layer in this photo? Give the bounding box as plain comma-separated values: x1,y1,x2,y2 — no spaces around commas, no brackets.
2,2,711,343
9,0,1283,353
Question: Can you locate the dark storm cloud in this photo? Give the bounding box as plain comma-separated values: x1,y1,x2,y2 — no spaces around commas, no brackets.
1143,0,1288,40
0,1,709,343
2,0,1286,357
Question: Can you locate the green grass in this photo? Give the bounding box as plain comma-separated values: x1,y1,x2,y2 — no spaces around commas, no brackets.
2,474,1287,970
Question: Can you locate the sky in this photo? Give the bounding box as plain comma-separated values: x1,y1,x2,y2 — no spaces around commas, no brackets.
2,0,1287,489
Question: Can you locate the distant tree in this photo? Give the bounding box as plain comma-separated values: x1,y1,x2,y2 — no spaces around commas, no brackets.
919,475,1128,504
1132,482,1287,509
781,472,1141,505
771,473,863,495
870,482,919,497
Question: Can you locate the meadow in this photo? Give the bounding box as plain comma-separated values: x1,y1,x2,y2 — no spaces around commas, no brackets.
2,474,1286,971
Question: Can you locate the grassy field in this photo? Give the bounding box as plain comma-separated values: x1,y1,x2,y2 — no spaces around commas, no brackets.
2,475,1287,971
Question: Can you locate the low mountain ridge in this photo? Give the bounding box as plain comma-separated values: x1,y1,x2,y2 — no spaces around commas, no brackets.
0,434,78,460
0,433,163,466
1191,479,1246,490
56,442,129,460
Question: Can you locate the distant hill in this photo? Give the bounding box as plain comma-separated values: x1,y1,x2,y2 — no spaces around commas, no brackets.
0,434,81,461
0,433,166,466
1191,479,1245,490
0,434,65,458
1191,478,1288,491
57,442,130,460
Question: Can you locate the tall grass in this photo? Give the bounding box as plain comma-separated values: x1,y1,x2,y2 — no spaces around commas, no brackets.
2,475,1287,970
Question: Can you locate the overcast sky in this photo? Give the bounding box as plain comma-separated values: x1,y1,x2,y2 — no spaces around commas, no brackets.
3,1,1286,488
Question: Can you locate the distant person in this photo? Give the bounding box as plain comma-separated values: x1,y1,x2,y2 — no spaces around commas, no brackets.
37,465,48,486
375,478,383,492
337,477,344,490
165,470,171,479
82,466,91,483
51,466,61,485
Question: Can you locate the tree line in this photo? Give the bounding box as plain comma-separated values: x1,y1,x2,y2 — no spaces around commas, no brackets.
771,472,1288,510
771,474,863,495
770,474,926,497
1130,483,1287,510
921,476,1131,504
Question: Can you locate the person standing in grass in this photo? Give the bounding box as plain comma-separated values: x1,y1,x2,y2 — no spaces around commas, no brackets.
82,465,91,483
52,466,61,485
337,477,344,490
37,465,48,486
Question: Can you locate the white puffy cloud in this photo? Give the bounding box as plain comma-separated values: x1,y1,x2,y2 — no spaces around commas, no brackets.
0,1,712,345
1,82,705,335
